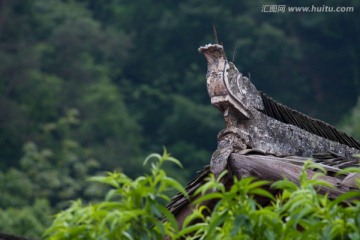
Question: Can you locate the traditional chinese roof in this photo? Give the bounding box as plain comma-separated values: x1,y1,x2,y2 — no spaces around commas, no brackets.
167,43,360,227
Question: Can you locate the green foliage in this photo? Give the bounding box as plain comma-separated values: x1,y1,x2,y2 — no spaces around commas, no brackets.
0,0,141,174
339,97,360,141
1,1,360,237
44,155,360,240
0,199,52,238
17,109,102,208
181,161,360,240
0,110,104,237
44,150,187,239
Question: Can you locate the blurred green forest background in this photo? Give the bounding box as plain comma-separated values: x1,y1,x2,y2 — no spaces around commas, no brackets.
0,0,360,237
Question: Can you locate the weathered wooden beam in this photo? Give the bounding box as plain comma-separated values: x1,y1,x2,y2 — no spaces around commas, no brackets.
229,152,352,199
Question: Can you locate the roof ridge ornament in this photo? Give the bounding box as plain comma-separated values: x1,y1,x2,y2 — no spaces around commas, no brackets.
199,43,360,176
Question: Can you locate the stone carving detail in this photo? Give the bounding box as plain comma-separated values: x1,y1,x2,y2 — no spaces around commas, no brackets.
199,44,360,176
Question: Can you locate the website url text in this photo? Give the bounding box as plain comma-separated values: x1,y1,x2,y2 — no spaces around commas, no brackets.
261,5,355,13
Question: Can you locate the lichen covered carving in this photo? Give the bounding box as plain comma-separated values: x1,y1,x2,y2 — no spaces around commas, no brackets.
199,43,360,175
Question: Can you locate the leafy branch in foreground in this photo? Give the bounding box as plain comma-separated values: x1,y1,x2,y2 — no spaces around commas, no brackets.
179,160,360,240
44,156,360,240
43,150,187,239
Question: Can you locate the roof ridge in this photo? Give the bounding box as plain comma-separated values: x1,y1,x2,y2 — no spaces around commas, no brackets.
258,91,360,150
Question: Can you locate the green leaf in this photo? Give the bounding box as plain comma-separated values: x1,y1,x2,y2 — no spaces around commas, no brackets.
330,191,360,207
216,170,228,182
165,156,183,168
143,153,162,166
304,160,327,173
192,192,223,205
336,167,360,176
248,180,271,190
231,214,252,236
292,206,313,226
249,188,275,201
89,175,121,188
206,210,228,237
163,176,188,199
105,189,118,201
177,223,207,238
271,179,298,192
157,204,179,232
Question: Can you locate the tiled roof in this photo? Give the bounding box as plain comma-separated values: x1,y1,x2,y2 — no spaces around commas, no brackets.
259,92,360,150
